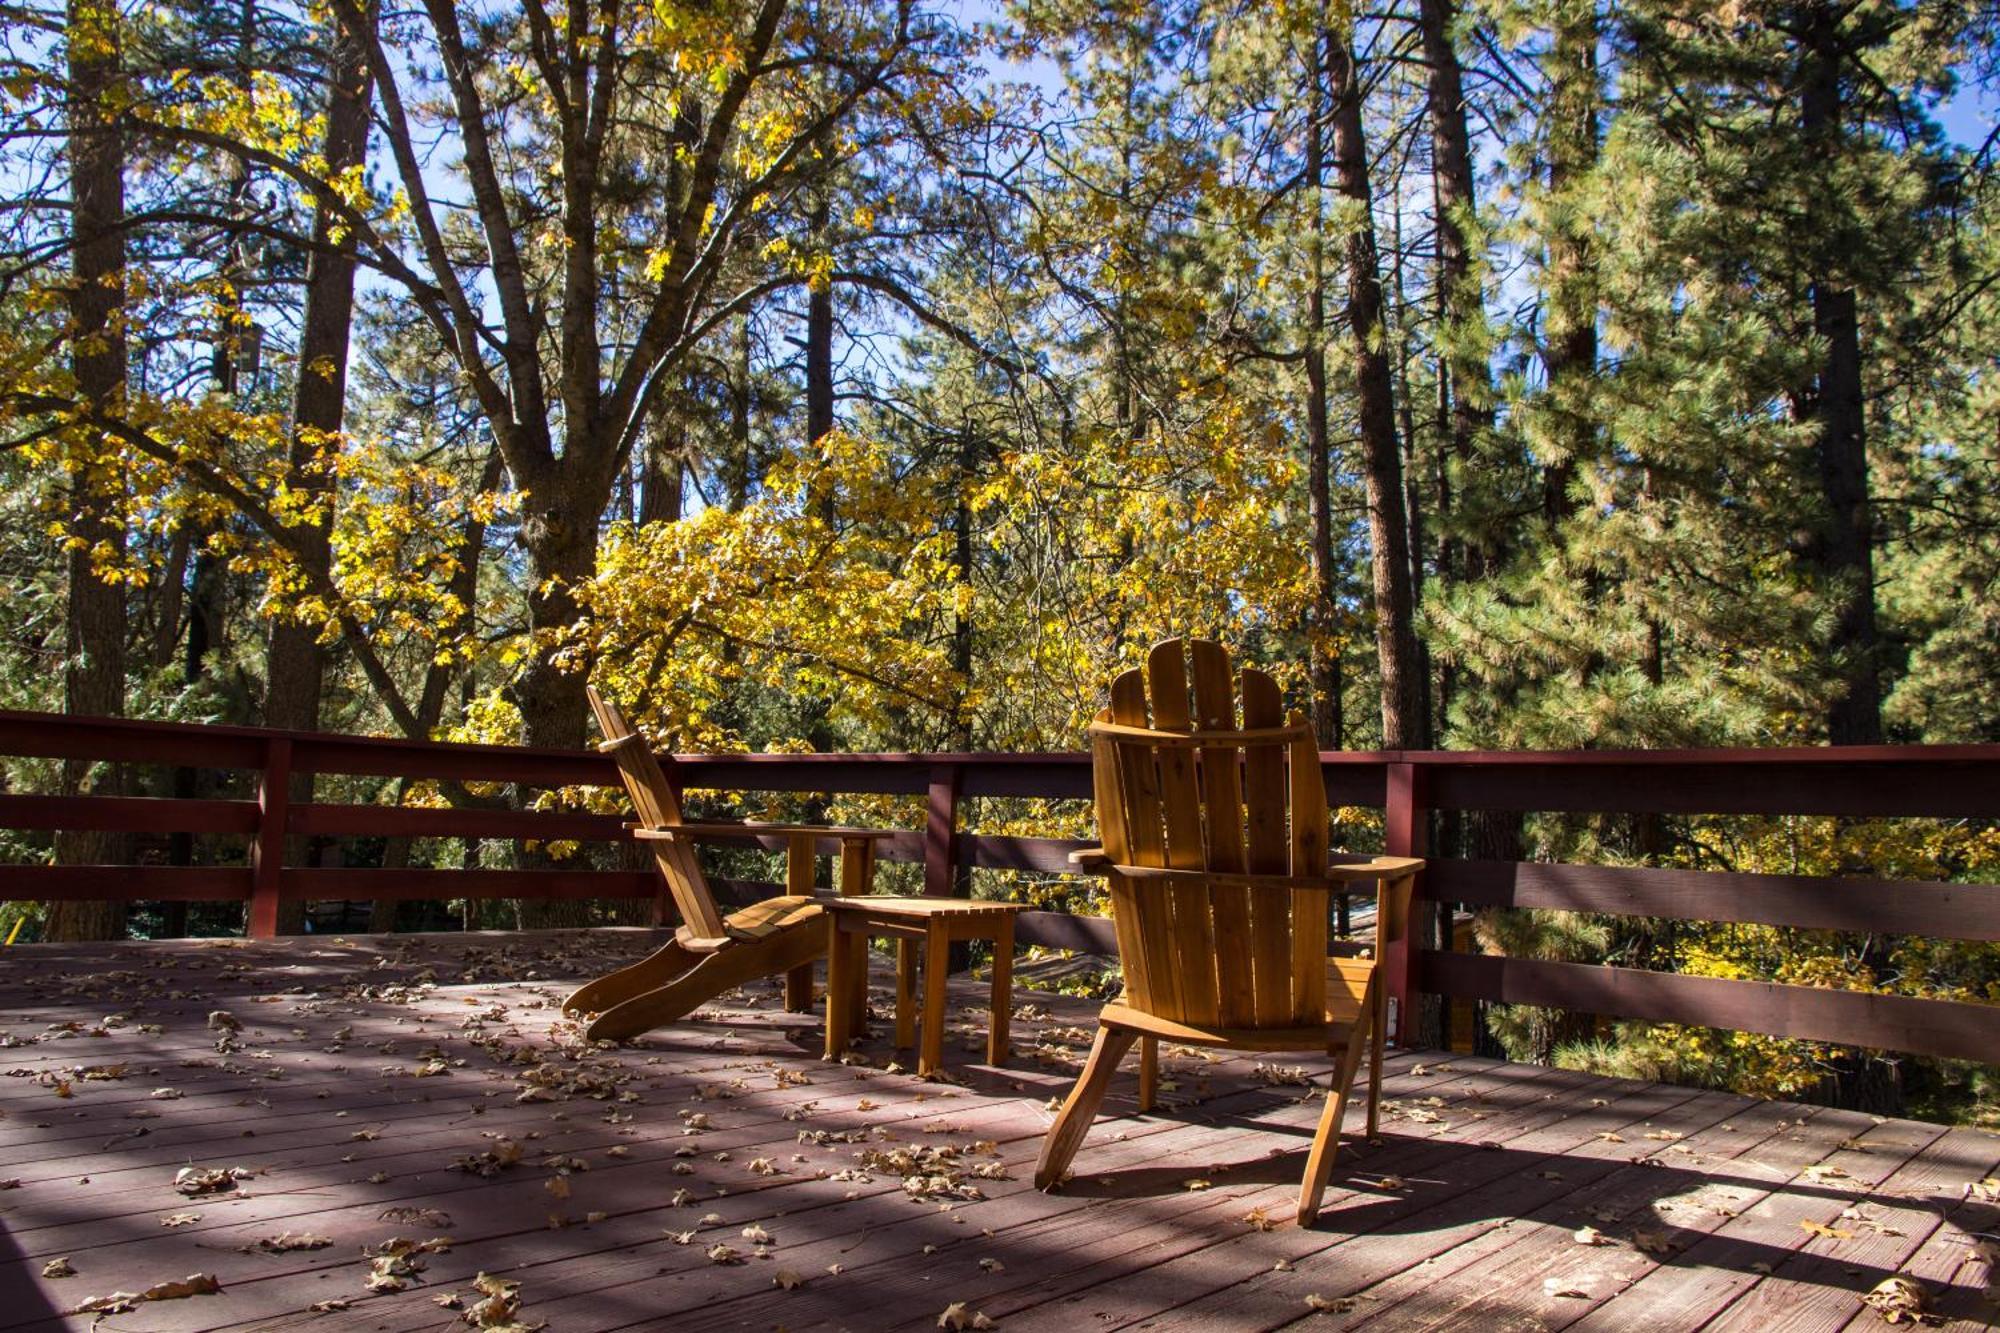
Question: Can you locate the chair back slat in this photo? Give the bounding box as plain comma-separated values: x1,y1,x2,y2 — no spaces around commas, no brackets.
1090,707,1154,1013
1107,666,1185,1020
1239,669,1294,1025
1187,642,1250,1025
587,687,728,942
1089,639,1331,1031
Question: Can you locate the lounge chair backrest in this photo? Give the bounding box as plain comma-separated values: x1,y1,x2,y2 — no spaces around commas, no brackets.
1088,639,1331,1031
588,686,729,943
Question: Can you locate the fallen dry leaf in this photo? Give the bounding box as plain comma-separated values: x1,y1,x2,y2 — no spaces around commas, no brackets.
1573,1226,1610,1246
774,1269,806,1290
462,1271,545,1331
1305,1292,1356,1313
1633,1228,1674,1256
172,1166,251,1196
67,1272,221,1316
248,1232,332,1254
1863,1276,1942,1326
1802,1220,1856,1240
938,1301,997,1330
42,1257,74,1278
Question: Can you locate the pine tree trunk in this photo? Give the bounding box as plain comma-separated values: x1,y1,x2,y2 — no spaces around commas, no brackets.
1541,0,1599,524
49,0,130,943
806,187,835,514
727,314,755,509
260,2,370,934
1419,0,1494,579
1326,28,1421,751
1303,29,1341,750
1800,5,1882,747
951,426,976,750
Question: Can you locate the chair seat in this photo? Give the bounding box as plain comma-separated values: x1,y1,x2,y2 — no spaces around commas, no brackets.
674,895,827,952
1097,999,1366,1052
727,895,825,938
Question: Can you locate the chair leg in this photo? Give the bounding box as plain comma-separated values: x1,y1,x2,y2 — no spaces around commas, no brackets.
895,939,918,1050
563,939,697,1018
1035,1025,1138,1191
784,962,815,1013
1366,992,1386,1140
1137,1036,1158,1113
1298,1033,1368,1227
588,927,824,1043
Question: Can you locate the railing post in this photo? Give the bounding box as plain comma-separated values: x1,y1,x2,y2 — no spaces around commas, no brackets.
1381,760,1428,1046
248,736,291,939
924,763,960,898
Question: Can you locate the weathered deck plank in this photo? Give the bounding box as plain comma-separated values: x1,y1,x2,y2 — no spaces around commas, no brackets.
0,932,1989,1332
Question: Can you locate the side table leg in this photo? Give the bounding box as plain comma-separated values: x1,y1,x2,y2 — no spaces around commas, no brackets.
896,938,917,1049
846,931,870,1034
921,923,950,1077
824,925,851,1060
988,918,1014,1065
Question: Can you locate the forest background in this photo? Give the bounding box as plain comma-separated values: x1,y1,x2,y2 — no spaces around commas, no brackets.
1,0,1996,1120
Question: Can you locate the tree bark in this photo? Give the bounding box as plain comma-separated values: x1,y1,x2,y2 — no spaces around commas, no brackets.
639,394,684,525
1327,27,1421,751
727,313,755,509
49,0,130,942
1799,4,1882,746
512,497,597,929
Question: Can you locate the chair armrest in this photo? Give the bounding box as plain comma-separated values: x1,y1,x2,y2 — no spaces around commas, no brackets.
1103,858,1423,891
1067,846,1112,870
1323,854,1425,880
632,821,897,841
1109,864,1355,891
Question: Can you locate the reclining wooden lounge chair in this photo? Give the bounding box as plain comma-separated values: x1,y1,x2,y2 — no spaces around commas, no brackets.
564,687,892,1042
1033,639,1423,1225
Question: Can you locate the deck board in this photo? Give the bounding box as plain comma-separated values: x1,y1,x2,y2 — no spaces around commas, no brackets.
0,931,1991,1331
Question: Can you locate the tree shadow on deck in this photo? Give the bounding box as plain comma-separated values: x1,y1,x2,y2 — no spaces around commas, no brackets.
0,944,1990,1333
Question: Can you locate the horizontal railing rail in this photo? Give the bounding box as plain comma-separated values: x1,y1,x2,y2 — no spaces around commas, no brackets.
1,709,1997,1061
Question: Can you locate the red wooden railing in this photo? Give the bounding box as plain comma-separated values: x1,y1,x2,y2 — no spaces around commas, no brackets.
2,710,1997,1063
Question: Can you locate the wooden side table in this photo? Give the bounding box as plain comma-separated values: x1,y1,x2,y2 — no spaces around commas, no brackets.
822,897,1030,1076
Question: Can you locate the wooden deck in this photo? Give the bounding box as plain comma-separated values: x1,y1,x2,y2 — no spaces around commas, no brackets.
0,931,1991,1331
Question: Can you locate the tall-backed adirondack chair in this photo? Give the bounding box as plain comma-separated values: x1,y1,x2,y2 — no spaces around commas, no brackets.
1034,640,1424,1225
564,688,892,1042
